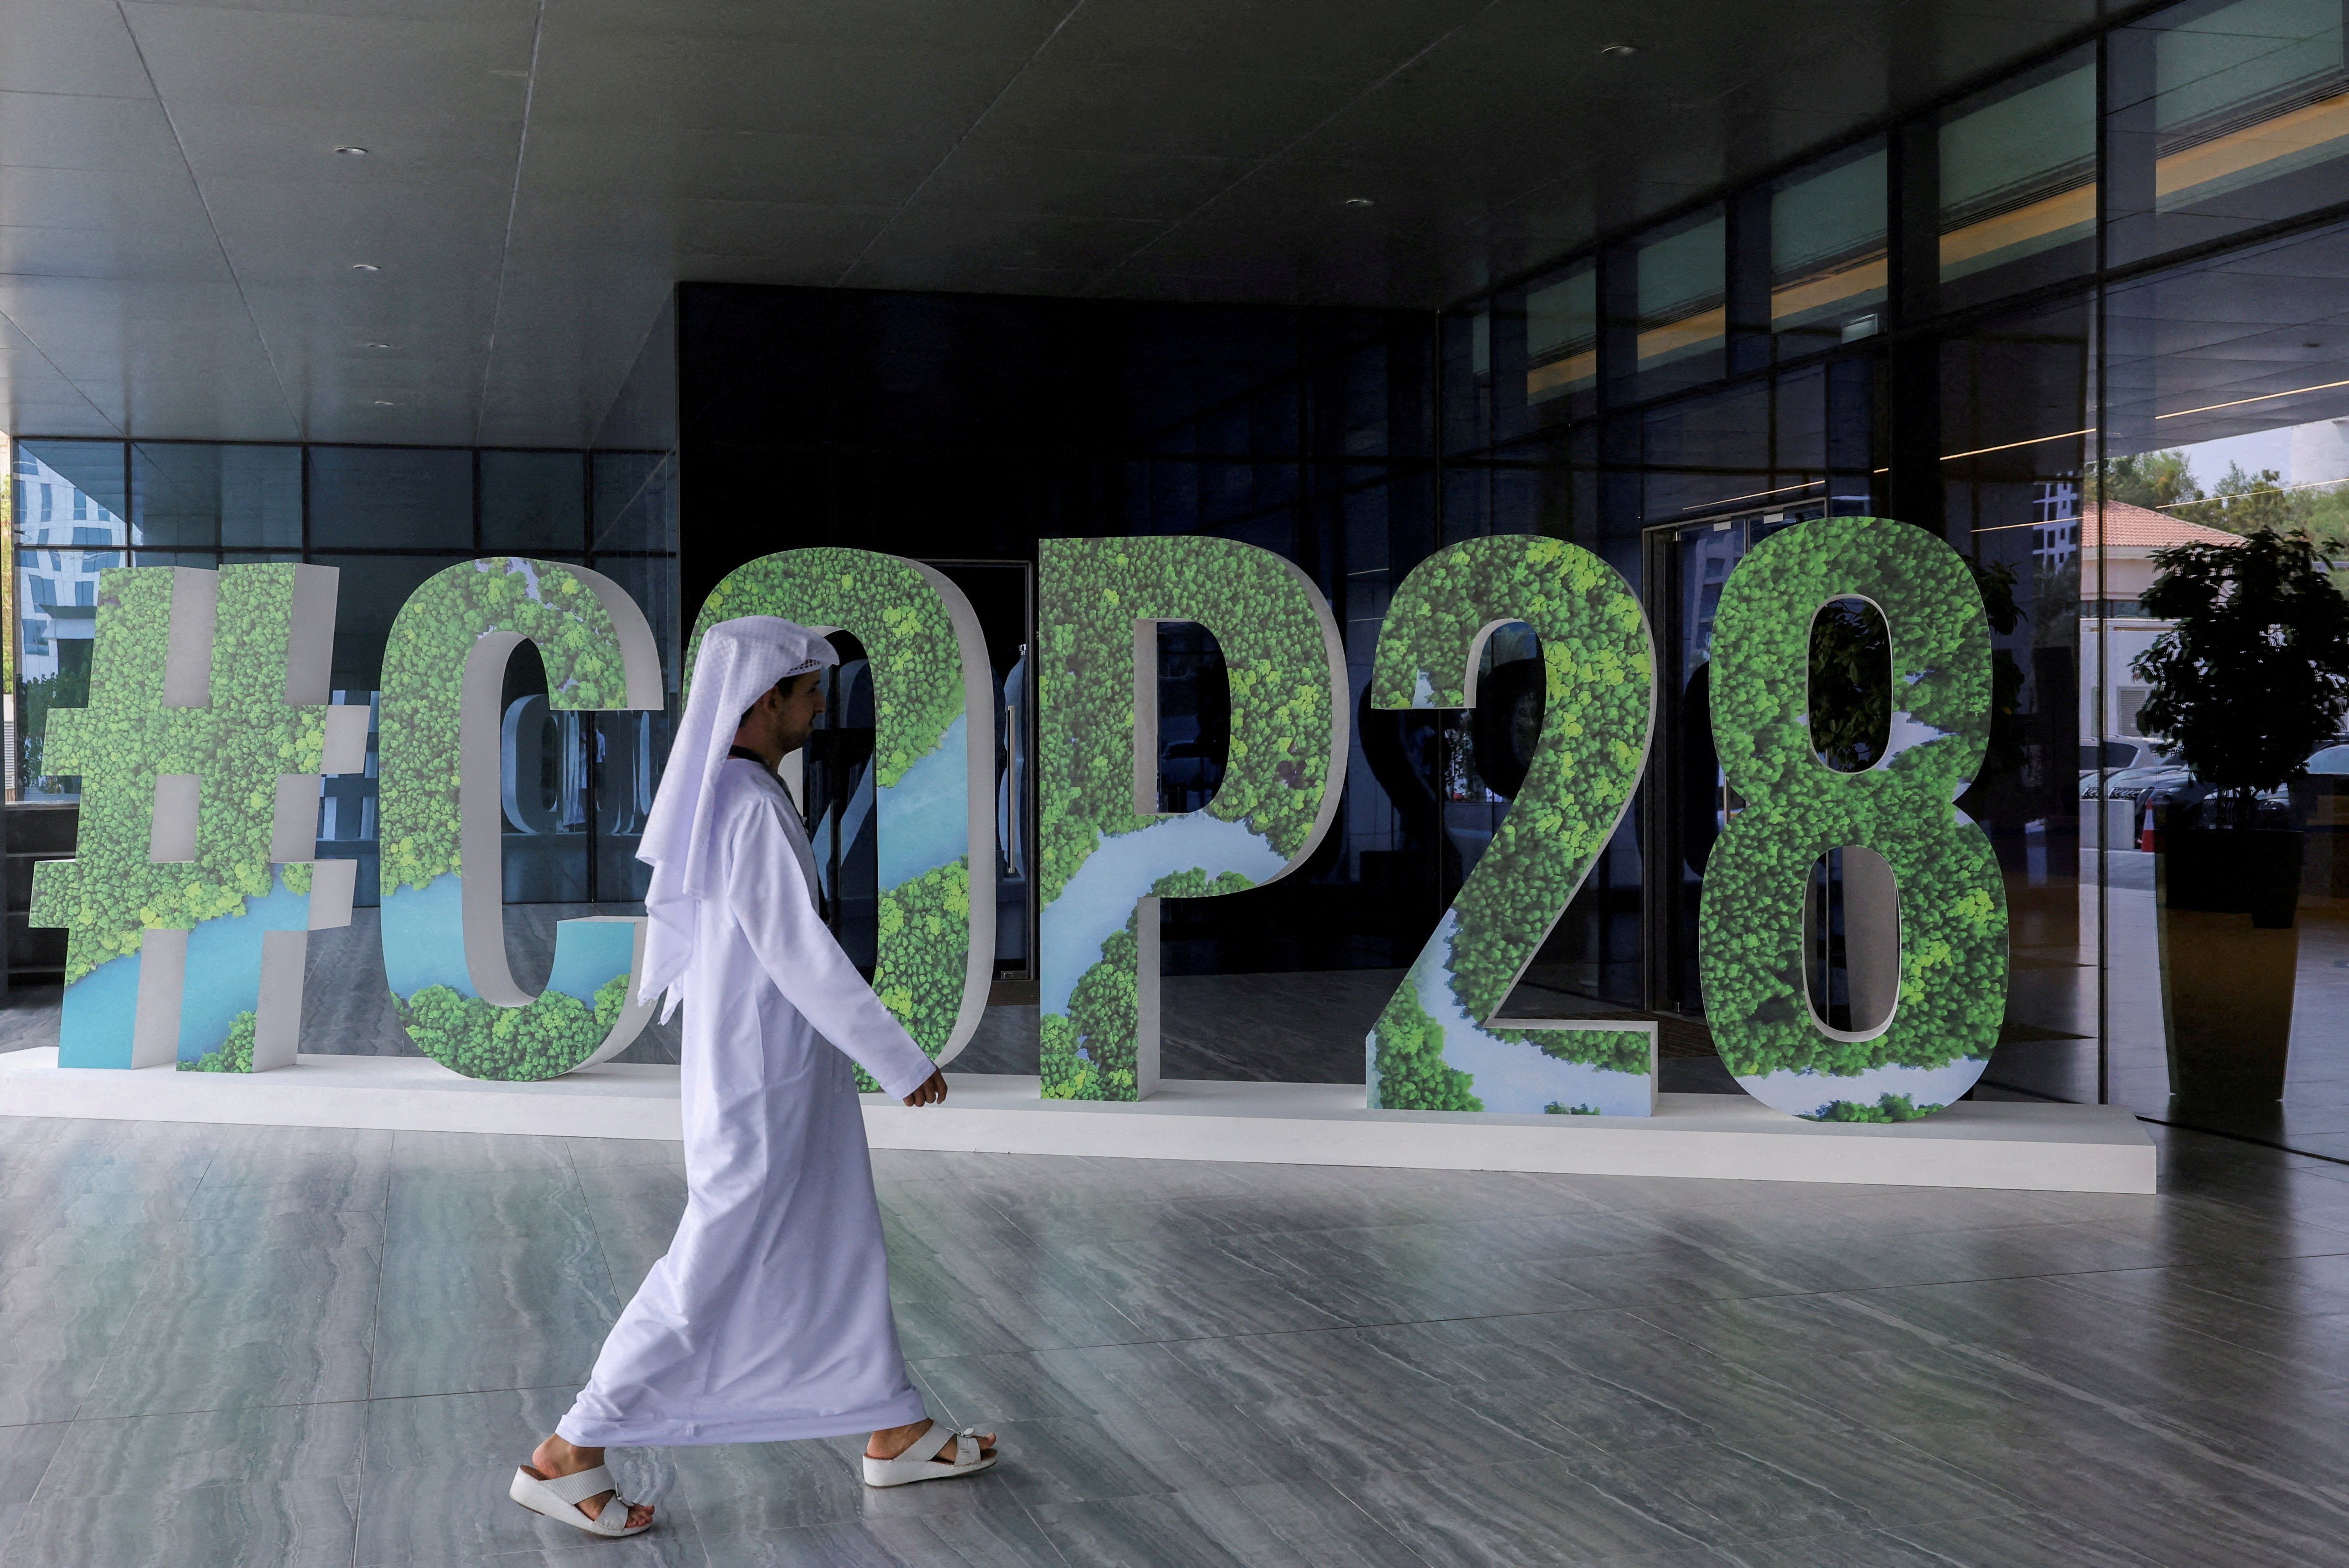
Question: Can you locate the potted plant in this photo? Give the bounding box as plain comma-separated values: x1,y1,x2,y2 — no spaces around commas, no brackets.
2133,529,2349,1103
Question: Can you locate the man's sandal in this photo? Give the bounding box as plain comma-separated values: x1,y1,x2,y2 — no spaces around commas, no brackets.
508,1464,653,1537
861,1424,998,1487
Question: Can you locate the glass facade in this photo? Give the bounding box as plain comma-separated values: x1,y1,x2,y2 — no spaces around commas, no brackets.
1769,143,1888,353
1435,0,2349,1150
2108,0,2349,265
8,439,680,926
1523,262,1597,413
1937,50,2099,309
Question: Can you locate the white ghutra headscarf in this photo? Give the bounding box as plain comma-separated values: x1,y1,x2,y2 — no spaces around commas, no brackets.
636,616,838,1017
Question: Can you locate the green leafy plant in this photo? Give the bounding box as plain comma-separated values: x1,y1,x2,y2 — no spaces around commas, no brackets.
1369,977,1479,1111
690,551,963,788
19,665,89,787
376,558,647,1078
2133,529,2349,827
2092,447,2349,551
392,974,634,1082
1036,537,1338,1101
34,566,330,993
2090,449,2203,511
1039,867,1252,1100
180,1011,258,1073
1815,1093,1940,1122
852,859,973,1091
379,559,630,897
1365,535,1654,1109
1808,561,2023,780
2179,463,2291,534
690,548,977,1061
1036,537,1334,909
1806,598,1892,773
1700,517,2006,1108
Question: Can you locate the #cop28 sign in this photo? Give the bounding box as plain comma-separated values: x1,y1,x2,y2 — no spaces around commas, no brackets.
33,519,2006,1123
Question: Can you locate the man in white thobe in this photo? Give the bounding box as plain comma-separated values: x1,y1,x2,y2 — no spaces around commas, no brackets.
509,618,994,1538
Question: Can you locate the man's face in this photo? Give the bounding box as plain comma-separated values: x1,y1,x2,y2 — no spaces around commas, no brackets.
769,670,827,755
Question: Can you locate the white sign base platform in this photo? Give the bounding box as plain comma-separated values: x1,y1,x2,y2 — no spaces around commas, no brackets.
0,1050,2155,1192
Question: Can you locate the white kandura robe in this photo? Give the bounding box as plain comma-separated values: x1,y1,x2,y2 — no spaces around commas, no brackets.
559,757,938,1447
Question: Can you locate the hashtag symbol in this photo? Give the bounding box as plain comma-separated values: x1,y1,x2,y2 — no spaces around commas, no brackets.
31,564,369,1070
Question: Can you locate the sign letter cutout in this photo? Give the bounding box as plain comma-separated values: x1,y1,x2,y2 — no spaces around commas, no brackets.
1366,536,1658,1115
1036,536,1346,1101
689,549,997,1072
377,558,665,1079
33,564,368,1070
1700,516,2007,1120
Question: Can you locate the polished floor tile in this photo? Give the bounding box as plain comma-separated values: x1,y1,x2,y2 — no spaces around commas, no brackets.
36,1401,367,1499
1332,1449,1725,1566
74,1245,383,1418
667,1438,879,1537
1883,1508,2168,1567
0,1357,106,1429
362,1385,581,1473
2063,1485,2349,1568
3,1110,2348,1565
697,1506,1063,1567
5,1473,359,1568
1022,1479,1427,1568
355,1456,695,1564
0,1422,64,1505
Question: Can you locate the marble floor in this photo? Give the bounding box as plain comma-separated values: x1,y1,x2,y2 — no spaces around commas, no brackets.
1,1114,2348,1565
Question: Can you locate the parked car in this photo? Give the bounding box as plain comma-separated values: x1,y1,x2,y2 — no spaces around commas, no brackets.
2143,775,2291,837
2082,738,2345,847
2079,740,2185,807
2079,738,2165,784
2078,740,2182,851
2139,738,2339,840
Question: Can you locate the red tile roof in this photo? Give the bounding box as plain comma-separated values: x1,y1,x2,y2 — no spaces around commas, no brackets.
2078,500,2242,549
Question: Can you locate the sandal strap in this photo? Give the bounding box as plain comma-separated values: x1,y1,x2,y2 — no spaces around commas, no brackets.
540,1464,616,1506
945,1427,987,1470
591,1493,639,1533
900,1422,956,1467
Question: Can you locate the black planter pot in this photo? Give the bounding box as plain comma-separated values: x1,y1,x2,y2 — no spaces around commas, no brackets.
2157,828,2304,1104
2163,827,2303,928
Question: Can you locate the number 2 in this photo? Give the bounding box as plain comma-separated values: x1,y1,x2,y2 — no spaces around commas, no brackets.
1365,535,1660,1116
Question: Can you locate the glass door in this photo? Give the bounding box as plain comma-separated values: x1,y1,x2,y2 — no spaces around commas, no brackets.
1641,502,1824,1020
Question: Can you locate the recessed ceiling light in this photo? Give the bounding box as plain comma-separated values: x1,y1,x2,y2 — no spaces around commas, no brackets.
350,263,379,272
1599,43,1639,58
2156,376,2349,420
1342,197,1375,208
334,146,368,156
363,340,393,349
373,400,396,406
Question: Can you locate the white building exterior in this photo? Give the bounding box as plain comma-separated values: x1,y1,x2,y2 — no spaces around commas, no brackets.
2066,500,2241,743
11,449,125,684
2288,417,2349,490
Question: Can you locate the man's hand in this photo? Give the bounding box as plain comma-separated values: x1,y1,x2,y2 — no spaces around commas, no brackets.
901,1069,948,1107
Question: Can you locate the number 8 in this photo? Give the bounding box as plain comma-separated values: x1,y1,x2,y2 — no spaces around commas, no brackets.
1700,516,2007,1121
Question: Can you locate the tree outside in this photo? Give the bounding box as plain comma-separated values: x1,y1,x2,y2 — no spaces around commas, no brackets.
2132,530,2349,825
2093,448,2349,555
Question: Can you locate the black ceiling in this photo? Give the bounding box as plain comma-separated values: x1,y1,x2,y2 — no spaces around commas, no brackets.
0,0,2104,448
